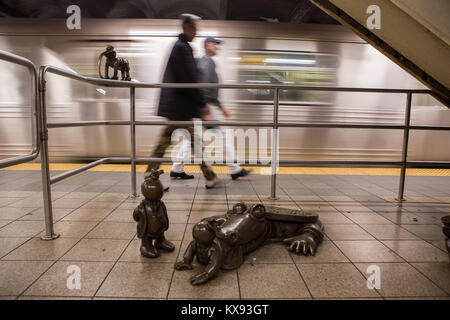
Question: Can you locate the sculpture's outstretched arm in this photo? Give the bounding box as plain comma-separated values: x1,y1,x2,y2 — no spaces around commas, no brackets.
190,241,223,285
174,240,196,270
283,220,324,256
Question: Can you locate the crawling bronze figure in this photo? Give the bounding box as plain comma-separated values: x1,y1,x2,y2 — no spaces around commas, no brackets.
98,45,131,81
175,202,324,285
133,169,175,258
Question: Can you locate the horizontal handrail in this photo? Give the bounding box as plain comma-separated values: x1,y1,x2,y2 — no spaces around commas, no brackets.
38,62,449,241
46,120,450,131
42,65,433,94
0,50,40,169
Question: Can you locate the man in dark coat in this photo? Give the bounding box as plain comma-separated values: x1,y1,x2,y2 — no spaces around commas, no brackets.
145,15,219,189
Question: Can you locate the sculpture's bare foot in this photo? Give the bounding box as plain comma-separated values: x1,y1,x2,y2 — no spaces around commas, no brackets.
155,239,175,252
174,260,193,270
140,244,160,258
190,272,209,285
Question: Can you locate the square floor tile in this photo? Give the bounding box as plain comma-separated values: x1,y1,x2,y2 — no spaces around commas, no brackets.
0,221,44,237
0,207,32,220
19,208,73,221
0,261,53,295
290,241,349,264
244,243,293,264
238,263,311,299
165,223,187,241
401,225,445,241
61,239,130,262
2,237,79,261
412,262,450,294
52,198,89,209
96,262,173,298
104,209,134,222
0,237,29,258
23,261,114,297
120,239,181,263
355,263,447,297
341,212,392,224
166,211,189,224
324,224,375,240
80,201,122,210
382,240,449,262
41,221,98,238
62,208,112,222
360,224,419,240
334,241,403,263
298,263,380,299
6,197,43,208
378,212,436,225
86,222,136,240
169,266,239,299
316,212,354,224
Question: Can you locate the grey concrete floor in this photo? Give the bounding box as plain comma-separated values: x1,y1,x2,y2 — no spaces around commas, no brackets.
0,170,449,300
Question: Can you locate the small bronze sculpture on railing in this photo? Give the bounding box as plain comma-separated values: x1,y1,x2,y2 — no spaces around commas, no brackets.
175,203,324,285
133,169,175,258
442,216,450,260
98,45,131,81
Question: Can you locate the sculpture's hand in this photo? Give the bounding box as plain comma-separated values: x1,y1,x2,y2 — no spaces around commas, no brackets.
174,260,193,271
190,272,210,285
283,233,317,256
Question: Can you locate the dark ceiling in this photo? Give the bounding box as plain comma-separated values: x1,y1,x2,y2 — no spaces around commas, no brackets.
0,0,338,24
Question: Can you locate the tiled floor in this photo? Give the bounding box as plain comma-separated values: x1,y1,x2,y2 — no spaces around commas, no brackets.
0,169,449,300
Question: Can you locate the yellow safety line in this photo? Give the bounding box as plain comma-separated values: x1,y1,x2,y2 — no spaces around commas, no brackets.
2,163,450,176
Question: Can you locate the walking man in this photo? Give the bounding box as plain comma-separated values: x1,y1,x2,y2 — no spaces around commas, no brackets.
170,36,252,180
145,15,219,189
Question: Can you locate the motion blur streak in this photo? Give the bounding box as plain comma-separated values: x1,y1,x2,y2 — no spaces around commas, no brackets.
0,19,448,162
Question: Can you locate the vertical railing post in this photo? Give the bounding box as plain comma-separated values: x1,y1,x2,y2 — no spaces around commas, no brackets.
269,88,279,200
397,92,412,202
39,67,59,240
130,87,137,197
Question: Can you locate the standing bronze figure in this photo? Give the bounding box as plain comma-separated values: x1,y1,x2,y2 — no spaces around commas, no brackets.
98,45,131,81
133,169,175,258
175,203,324,285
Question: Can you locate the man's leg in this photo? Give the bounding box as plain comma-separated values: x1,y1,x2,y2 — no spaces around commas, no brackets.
210,106,251,179
145,125,174,176
170,137,194,179
187,126,217,183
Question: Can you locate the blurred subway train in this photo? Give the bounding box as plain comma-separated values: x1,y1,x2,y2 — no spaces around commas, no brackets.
0,19,448,163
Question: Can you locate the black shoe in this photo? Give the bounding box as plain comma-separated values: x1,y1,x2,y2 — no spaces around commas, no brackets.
231,168,253,180
170,171,194,179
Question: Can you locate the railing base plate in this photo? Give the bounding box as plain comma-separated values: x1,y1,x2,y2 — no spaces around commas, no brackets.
395,197,407,202
41,233,60,241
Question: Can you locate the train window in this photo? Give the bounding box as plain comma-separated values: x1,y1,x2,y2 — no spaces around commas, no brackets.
233,50,337,103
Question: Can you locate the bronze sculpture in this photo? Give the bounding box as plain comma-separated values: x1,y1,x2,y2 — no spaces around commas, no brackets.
175,202,324,285
442,216,450,260
133,169,175,258
98,45,131,81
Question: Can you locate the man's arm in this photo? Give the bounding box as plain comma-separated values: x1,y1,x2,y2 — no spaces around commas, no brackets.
171,44,205,107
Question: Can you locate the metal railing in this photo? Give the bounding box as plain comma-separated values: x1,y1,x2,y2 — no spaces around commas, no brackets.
38,64,450,240
0,50,40,169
